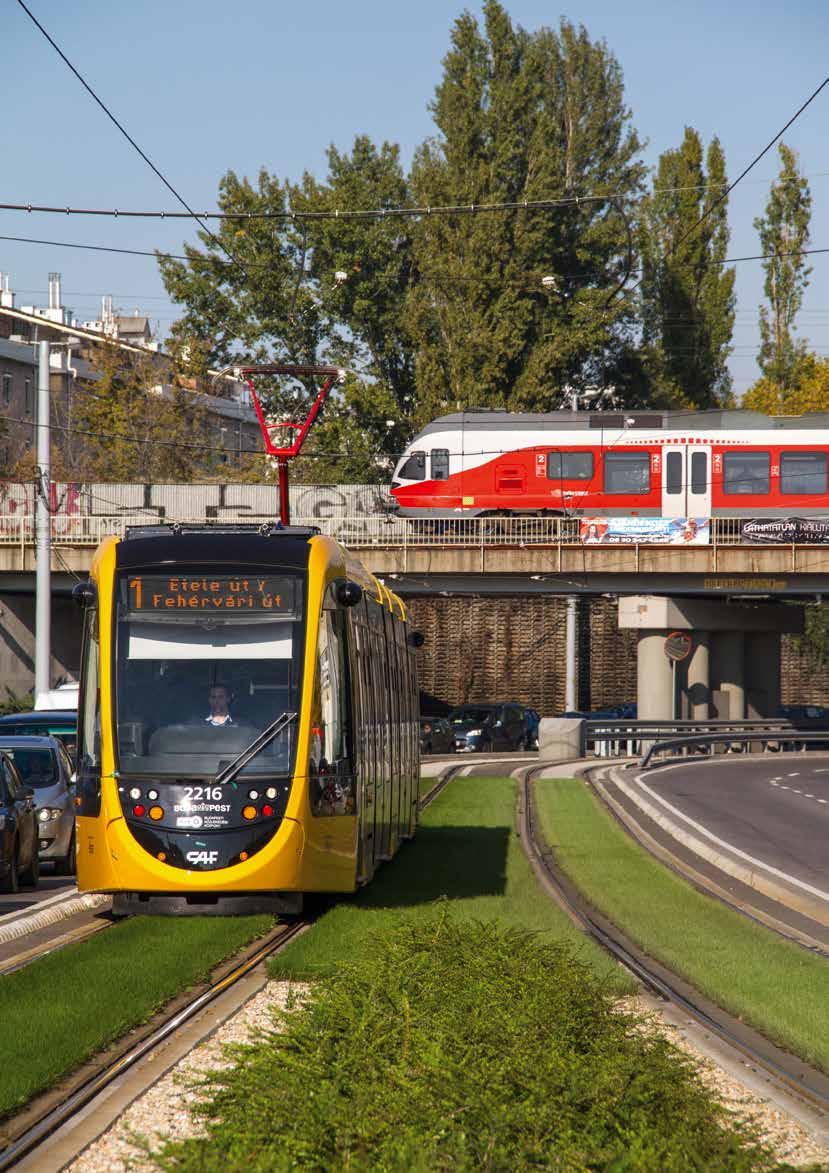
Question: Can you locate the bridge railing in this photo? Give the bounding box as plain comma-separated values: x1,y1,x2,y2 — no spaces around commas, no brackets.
584,718,829,760
0,514,800,549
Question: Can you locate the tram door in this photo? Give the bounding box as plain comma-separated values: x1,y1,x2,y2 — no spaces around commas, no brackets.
662,445,711,518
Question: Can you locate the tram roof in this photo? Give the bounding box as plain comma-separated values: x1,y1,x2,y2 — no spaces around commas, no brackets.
116,523,319,570
415,409,829,437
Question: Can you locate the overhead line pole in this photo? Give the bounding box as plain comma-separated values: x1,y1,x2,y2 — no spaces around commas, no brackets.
35,340,51,704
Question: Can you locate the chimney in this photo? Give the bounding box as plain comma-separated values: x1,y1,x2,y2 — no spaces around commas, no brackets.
48,272,62,311
0,273,13,309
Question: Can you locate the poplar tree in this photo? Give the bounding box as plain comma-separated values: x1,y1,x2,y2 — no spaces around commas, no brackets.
639,128,735,408
754,142,812,390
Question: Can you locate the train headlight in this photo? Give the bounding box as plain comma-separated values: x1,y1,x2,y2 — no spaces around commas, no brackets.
242,805,257,821
149,806,164,821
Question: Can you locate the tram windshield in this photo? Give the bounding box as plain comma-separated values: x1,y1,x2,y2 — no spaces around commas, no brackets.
114,570,305,779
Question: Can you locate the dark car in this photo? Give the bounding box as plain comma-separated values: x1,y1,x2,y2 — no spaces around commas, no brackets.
0,737,76,874
419,717,456,755
0,750,40,892
448,703,532,753
0,711,77,761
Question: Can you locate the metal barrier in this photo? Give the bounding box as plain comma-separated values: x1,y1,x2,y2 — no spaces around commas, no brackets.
585,718,829,760
640,729,829,769
0,514,813,549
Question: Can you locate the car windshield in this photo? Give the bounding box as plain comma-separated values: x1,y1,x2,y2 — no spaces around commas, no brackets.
115,570,306,779
2,747,58,789
450,708,494,725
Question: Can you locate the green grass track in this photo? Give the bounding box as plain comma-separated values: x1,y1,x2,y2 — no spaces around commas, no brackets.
535,777,829,1071
0,914,272,1118
273,775,633,993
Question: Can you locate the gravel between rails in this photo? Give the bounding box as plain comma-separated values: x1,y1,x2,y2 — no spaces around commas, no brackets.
70,982,828,1170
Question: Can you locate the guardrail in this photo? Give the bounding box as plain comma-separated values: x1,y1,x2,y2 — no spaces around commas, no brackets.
585,718,829,759
0,514,810,549
639,729,829,768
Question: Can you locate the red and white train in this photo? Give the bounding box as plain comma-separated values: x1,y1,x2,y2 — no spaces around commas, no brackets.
390,410,829,518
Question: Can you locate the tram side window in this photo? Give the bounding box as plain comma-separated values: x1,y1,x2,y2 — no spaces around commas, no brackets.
781,451,827,495
399,451,426,481
78,608,101,769
312,588,353,815
723,452,770,495
604,453,650,495
547,452,594,480
431,449,449,480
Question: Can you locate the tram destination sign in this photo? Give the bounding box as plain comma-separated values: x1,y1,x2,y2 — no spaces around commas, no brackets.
125,574,298,615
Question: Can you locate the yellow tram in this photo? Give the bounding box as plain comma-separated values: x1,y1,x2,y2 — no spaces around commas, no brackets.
72,523,420,915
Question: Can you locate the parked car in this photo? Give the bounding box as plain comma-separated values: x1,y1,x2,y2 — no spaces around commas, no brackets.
419,717,456,755
0,711,77,761
0,750,40,892
448,703,533,753
0,737,76,874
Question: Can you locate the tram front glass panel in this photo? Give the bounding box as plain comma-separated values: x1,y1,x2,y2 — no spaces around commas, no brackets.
111,570,307,870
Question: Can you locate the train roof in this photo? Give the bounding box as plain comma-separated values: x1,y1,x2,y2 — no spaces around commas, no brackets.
415,409,829,438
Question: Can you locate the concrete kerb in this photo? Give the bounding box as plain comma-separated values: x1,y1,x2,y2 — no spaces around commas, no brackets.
0,892,111,948
608,764,829,928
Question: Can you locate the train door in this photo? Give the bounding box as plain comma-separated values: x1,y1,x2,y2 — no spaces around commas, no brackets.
662,445,711,517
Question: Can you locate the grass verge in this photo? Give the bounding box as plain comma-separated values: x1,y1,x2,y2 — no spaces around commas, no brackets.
274,776,631,991
0,914,272,1118
535,777,829,1072
156,917,780,1171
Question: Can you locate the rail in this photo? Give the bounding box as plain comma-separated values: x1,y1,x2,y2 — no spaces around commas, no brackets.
0,513,812,549
585,718,829,759
639,729,829,768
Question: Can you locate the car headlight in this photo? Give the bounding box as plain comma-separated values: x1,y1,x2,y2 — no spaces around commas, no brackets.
38,808,62,823
467,728,482,737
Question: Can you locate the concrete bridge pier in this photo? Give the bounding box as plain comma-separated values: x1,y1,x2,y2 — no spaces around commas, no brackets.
620,596,803,721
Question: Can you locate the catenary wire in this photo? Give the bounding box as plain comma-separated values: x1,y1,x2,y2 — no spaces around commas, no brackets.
12,0,249,283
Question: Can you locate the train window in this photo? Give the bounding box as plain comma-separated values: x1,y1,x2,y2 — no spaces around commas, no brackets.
399,451,426,481
723,452,770,495
691,452,708,495
431,449,449,480
665,452,683,495
603,453,651,495
313,587,353,815
547,452,594,480
781,451,827,495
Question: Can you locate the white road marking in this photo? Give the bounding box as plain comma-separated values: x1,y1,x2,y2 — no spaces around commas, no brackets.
633,773,829,904
819,799,828,804
787,772,800,777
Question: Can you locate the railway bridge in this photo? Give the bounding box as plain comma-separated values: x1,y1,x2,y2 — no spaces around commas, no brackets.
1,510,826,719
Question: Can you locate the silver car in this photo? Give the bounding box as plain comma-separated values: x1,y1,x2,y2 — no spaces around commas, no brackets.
0,736,75,874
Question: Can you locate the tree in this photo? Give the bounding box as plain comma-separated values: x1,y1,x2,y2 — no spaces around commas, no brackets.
406,5,646,419
743,352,829,414
755,143,812,389
639,128,735,408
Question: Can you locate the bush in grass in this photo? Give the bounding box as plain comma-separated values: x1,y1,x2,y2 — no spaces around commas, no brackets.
157,916,780,1171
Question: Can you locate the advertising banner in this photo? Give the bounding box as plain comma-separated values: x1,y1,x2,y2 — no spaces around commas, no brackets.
741,517,829,544
579,517,710,545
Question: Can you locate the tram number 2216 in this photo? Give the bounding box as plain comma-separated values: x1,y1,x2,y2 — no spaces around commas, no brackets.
184,786,223,803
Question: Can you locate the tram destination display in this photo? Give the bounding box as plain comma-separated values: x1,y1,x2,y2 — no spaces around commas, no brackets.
123,574,299,615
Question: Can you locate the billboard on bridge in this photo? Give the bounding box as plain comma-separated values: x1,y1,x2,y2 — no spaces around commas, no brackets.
579,518,710,545
740,518,829,544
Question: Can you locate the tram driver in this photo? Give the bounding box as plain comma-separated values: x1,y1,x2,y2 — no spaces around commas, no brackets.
205,683,234,727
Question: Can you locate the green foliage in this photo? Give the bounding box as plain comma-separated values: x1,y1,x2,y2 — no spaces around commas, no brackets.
755,143,812,389
639,128,736,408
743,350,829,414
155,917,778,1171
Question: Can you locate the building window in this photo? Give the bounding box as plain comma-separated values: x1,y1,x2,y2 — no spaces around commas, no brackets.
1,374,11,406
431,449,449,480
603,452,650,495
24,379,32,416
723,452,770,495
547,451,594,480
780,451,827,495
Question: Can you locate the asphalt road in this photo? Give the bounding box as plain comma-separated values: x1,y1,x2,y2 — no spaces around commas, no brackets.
0,873,76,918
643,754,829,894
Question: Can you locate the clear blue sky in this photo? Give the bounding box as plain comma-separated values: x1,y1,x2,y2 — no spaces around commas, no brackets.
3,0,828,398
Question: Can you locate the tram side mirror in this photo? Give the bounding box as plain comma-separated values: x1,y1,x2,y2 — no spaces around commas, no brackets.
335,580,363,608
408,630,425,648
72,581,97,609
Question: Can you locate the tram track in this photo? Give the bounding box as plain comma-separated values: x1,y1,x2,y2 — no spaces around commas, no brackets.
518,763,829,1124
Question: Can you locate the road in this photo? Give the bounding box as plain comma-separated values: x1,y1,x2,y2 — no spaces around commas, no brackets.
639,754,829,895
0,872,75,917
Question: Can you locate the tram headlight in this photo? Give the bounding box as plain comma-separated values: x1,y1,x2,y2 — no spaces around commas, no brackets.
148,789,159,801
247,789,259,801
265,787,277,799
129,787,141,800
242,805,257,821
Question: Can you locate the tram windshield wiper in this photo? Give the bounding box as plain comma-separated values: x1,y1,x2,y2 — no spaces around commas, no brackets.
213,711,298,788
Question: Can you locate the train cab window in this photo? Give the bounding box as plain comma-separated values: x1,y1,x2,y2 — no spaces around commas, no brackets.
665,452,682,495
723,452,770,495
781,451,827,495
431,449,450,480
691,451,708,495
398,451,426,481
547,452,593,480
603,452,650,495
